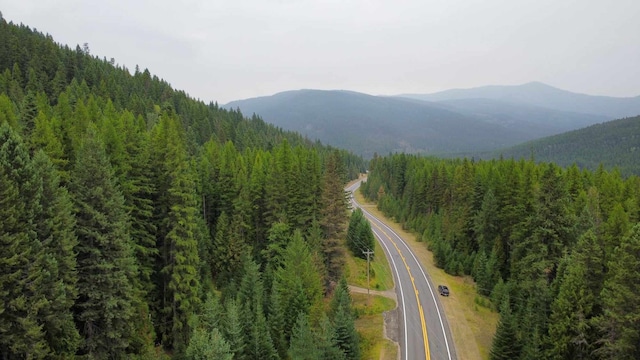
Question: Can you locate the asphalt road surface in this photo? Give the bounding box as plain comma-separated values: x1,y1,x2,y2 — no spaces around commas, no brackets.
347,180,457,360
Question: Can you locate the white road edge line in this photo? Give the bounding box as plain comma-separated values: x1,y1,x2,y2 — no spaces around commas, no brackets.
371,224,409,360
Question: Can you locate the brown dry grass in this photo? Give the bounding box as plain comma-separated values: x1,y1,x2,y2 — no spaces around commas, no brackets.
354,188,498,360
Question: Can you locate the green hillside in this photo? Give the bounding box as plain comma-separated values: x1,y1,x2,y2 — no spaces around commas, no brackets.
0,17,365,359
497,116,640,176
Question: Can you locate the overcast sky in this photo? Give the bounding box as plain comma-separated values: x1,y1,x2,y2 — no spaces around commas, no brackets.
4,0,640,104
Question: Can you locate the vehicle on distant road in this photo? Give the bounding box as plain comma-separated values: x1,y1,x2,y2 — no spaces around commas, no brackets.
438,285,449,296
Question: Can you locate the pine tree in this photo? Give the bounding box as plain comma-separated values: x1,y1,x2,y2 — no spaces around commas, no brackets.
272,231,324,342
316,313,346,360
150,112,201,352
489,297,521,360
0,123,49,358
595,223,640,359
200,293,222,333
346,208,375,259
229,258,276,360
32,150,80,357
185,328,233,360
30,110,68,174
247,151,269,256
268,286,288,358
333,301,360,360
222,298,245,359
119,112,158,308
288,312,320,360
331,276,353,317
0,93,18,128
547,230,605,359
473,188,500,255
320,151,349,286
212,212,248,286
329,277,359,359
246,302,278,360
264,139,294,226
69,125,140,357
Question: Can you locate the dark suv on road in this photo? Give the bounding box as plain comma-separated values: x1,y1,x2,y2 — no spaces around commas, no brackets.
438,285,449,296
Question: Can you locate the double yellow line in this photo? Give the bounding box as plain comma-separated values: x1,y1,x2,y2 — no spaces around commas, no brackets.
369,220,431,360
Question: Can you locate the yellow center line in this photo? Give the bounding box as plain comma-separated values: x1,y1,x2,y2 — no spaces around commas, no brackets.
370,220,431,360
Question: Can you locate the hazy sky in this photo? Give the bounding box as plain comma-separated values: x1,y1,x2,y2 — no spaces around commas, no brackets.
4,0,640,104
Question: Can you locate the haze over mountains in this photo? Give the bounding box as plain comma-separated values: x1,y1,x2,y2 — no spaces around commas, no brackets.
226,82,640,158
399,81,640,119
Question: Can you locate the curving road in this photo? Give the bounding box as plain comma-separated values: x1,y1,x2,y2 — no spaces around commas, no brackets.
347,180,456,360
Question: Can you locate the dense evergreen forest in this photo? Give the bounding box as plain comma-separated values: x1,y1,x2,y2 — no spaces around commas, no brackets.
362,154,640,359
495,115,640,177
0,16,367,359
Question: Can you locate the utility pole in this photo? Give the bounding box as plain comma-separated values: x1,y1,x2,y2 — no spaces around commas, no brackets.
363,249,374,299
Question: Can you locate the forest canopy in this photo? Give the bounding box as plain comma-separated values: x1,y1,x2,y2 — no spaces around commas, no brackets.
361,153,640,359
0,18,365,359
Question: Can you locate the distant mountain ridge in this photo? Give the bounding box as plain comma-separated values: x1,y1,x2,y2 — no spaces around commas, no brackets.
398,82,640,119
225,83,625,158
226,90,541,158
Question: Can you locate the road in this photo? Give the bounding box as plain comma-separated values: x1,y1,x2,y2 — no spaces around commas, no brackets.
347,180,456,360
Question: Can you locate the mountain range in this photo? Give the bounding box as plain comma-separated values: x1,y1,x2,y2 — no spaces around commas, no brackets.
399,82,640,119
226,82,640,158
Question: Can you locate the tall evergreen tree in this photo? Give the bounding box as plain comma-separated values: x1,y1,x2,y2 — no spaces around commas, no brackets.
320,151,349,286
595,223,640,359
547,229,605,359
211,212,248,286
0,93,18,128
185,293,231,360
246,301,278,360
330,277,360,359
222,298,245,359
268,282,287,359
185,328,233,360
69,125,140,358
316,313,346,360
32,150,80,357
272,230,324,342
490,297,521,360
333,301,360,360
288,312,320,360
346,208,375,259
0,123,48,359
150,112,201,352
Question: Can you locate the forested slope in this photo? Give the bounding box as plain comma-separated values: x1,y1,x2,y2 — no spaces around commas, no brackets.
496,116,640,176
0,17,365,359
362,154,640,359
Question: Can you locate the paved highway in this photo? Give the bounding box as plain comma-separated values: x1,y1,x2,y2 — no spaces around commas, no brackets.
347,180,456,360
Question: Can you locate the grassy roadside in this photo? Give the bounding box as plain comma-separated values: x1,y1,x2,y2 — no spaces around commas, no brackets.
344,231,395,292
354,188,499,360
352,293,398,360
344,189,398,359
